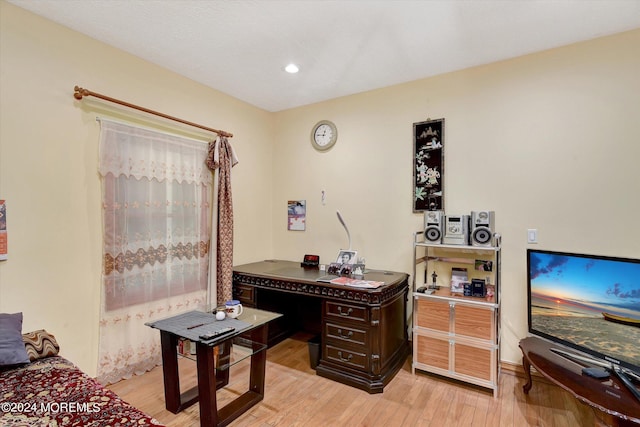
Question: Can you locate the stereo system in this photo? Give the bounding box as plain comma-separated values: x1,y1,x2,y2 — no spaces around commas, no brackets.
423,210,495,247
442,214,469,245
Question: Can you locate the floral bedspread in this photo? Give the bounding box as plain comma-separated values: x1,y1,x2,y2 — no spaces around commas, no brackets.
0,356,163,427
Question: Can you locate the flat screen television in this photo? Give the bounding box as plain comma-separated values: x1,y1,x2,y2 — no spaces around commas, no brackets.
527,249,640,375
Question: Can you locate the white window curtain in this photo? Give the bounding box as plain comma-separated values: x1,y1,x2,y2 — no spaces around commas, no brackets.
97,120,212,384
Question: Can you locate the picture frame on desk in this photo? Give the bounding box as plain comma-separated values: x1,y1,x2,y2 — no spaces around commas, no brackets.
327,263,342,275
339,264,353,277
336,250,357,265
352,263,366,279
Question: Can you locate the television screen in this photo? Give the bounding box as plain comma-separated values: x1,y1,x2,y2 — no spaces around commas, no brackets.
527,249,640,374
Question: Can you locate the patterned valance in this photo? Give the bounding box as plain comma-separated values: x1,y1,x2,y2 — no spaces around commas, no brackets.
98,119,212,186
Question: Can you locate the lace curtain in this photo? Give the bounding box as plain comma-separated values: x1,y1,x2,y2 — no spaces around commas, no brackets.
97,120,212,384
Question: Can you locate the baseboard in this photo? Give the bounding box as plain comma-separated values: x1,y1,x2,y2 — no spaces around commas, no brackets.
500,360,554,385
500,360,524,377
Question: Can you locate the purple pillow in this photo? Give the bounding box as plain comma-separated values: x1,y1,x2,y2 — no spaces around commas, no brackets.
0,312,30,366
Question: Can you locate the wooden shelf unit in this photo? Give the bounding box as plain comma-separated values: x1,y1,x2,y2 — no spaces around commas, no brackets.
412,233,501,396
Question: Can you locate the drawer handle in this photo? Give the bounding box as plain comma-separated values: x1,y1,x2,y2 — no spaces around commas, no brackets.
337,351,353,362
236,289,244,295
337,329,353,339
337,306,353,316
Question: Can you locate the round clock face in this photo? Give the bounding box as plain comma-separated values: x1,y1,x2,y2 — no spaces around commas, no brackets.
311,120,337,151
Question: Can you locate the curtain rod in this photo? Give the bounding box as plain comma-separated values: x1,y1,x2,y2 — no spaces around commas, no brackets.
73,85,233,138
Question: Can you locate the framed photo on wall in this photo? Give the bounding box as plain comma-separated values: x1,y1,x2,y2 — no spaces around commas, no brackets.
287,200,306,231
413,118,444,212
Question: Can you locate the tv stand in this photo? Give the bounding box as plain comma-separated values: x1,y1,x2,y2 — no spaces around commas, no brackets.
519,336,640,426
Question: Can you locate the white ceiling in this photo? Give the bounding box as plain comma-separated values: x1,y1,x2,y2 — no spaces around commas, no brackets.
8,0,640,112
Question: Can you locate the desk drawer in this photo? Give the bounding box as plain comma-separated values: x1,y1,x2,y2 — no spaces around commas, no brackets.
325,301,368,324
324,343,369,371
233,283,256,306
325,322,368,347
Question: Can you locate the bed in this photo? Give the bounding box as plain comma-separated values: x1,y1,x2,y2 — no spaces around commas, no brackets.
0,313,164,427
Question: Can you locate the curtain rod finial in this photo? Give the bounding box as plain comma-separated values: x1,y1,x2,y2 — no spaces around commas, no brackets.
73,85,87,100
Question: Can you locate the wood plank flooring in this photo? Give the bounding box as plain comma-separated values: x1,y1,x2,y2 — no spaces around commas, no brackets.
108,332,594,426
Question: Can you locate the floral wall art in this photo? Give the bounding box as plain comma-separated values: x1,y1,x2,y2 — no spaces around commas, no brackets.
413,118,444,211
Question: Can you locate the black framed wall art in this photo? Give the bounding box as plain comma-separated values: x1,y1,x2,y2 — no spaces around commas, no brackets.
413,118,444,212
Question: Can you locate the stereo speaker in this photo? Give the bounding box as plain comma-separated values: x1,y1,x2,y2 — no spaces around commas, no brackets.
423,210,444,243
470,211,495,247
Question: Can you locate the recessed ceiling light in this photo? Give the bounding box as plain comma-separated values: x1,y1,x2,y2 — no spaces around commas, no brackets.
285,63,299,74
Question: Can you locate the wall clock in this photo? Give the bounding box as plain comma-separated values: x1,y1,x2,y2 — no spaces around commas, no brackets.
310,120,338,151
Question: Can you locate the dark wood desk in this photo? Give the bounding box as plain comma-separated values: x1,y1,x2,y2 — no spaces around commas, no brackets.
152,308,281,427
232,260,410,394
520,336,640,426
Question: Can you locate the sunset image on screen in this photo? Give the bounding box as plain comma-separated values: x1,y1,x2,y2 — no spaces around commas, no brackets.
529,251,640,368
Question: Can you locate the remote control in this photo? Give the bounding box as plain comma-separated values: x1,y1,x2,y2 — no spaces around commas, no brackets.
199,326,235,341
611,367,640,402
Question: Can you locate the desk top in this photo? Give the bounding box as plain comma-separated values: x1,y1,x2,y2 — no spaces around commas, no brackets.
233,260,409,304
234,260,407,286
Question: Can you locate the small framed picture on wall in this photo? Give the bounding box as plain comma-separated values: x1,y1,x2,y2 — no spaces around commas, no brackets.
287,200,306,231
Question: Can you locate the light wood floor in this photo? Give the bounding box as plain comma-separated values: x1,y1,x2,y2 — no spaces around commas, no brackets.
108,332,594,426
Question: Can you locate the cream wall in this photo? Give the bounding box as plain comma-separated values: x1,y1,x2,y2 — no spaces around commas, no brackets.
0,1,274,376
272,29,640,365
2,0,639,376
